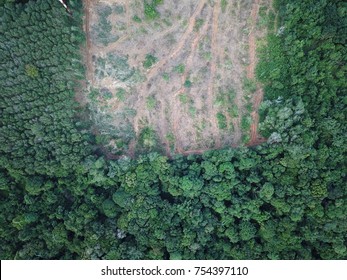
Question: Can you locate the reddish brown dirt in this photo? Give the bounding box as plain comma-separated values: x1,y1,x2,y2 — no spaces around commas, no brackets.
247,0,267,146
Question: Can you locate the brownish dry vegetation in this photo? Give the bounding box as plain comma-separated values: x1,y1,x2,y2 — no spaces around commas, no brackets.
82,0,271,157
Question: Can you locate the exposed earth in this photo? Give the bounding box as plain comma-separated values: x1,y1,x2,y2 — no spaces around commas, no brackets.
81,0,272,157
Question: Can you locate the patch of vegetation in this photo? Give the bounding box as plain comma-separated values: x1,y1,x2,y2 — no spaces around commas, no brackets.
241,133,250,144
166,132,175,143
184,79,192,88
194,18,204,31
243,77,257,94
95,54,135,82
241,115,252,131
221,0,228,13
143,54,158,69
189,105,196,117
88,88,100,103
100,88,113,100
144,0,164,21
116,88,127,102
246,102,253,112
146,96,157,110
174,64,185,74
133,15,142,23
216,112,227,130
162,72,170,81
215,88,235,107
138,126,159,152
257,5,269,29
0,0,89,177
229,104,239,118
202,51,212,61
179,94,188,104
91,4,119,46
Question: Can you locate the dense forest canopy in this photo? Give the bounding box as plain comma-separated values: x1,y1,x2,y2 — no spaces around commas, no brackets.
0,0,346,259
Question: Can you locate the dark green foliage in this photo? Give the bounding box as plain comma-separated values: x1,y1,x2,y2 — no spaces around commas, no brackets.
132,15,142,23
0,0,89,177
183,79,192,88
143,54,158,69
194,18,204,31
144,0,163,21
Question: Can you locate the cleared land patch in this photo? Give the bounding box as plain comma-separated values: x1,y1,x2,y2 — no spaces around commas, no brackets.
82,0,270,157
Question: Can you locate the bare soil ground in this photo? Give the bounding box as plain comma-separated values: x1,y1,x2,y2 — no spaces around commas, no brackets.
81,0,271,157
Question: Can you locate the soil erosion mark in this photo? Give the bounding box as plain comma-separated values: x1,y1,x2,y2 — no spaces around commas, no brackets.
247,0,266,146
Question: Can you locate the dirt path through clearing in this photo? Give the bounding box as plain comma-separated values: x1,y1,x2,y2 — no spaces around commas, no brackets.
146,0,207,81
247,0,267,146
172,11,211,154
133,0,207,149
229,0,243,146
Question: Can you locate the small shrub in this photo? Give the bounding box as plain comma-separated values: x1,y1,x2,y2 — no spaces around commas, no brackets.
242,133,251,144
146,96,157,110
162,72,170,81
217,112,227,129
144,2,159,20
179,94,188,104
184,79,192,88
241,115,252,131
194,18,204,31
174,64,185,74
133,15,142,23
101,88,113,100
116,88,126,102
229,104,239,118
189,106,196,117
138,127,158,151
143,54,158,69
166,133,175,143
243,78,257,94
